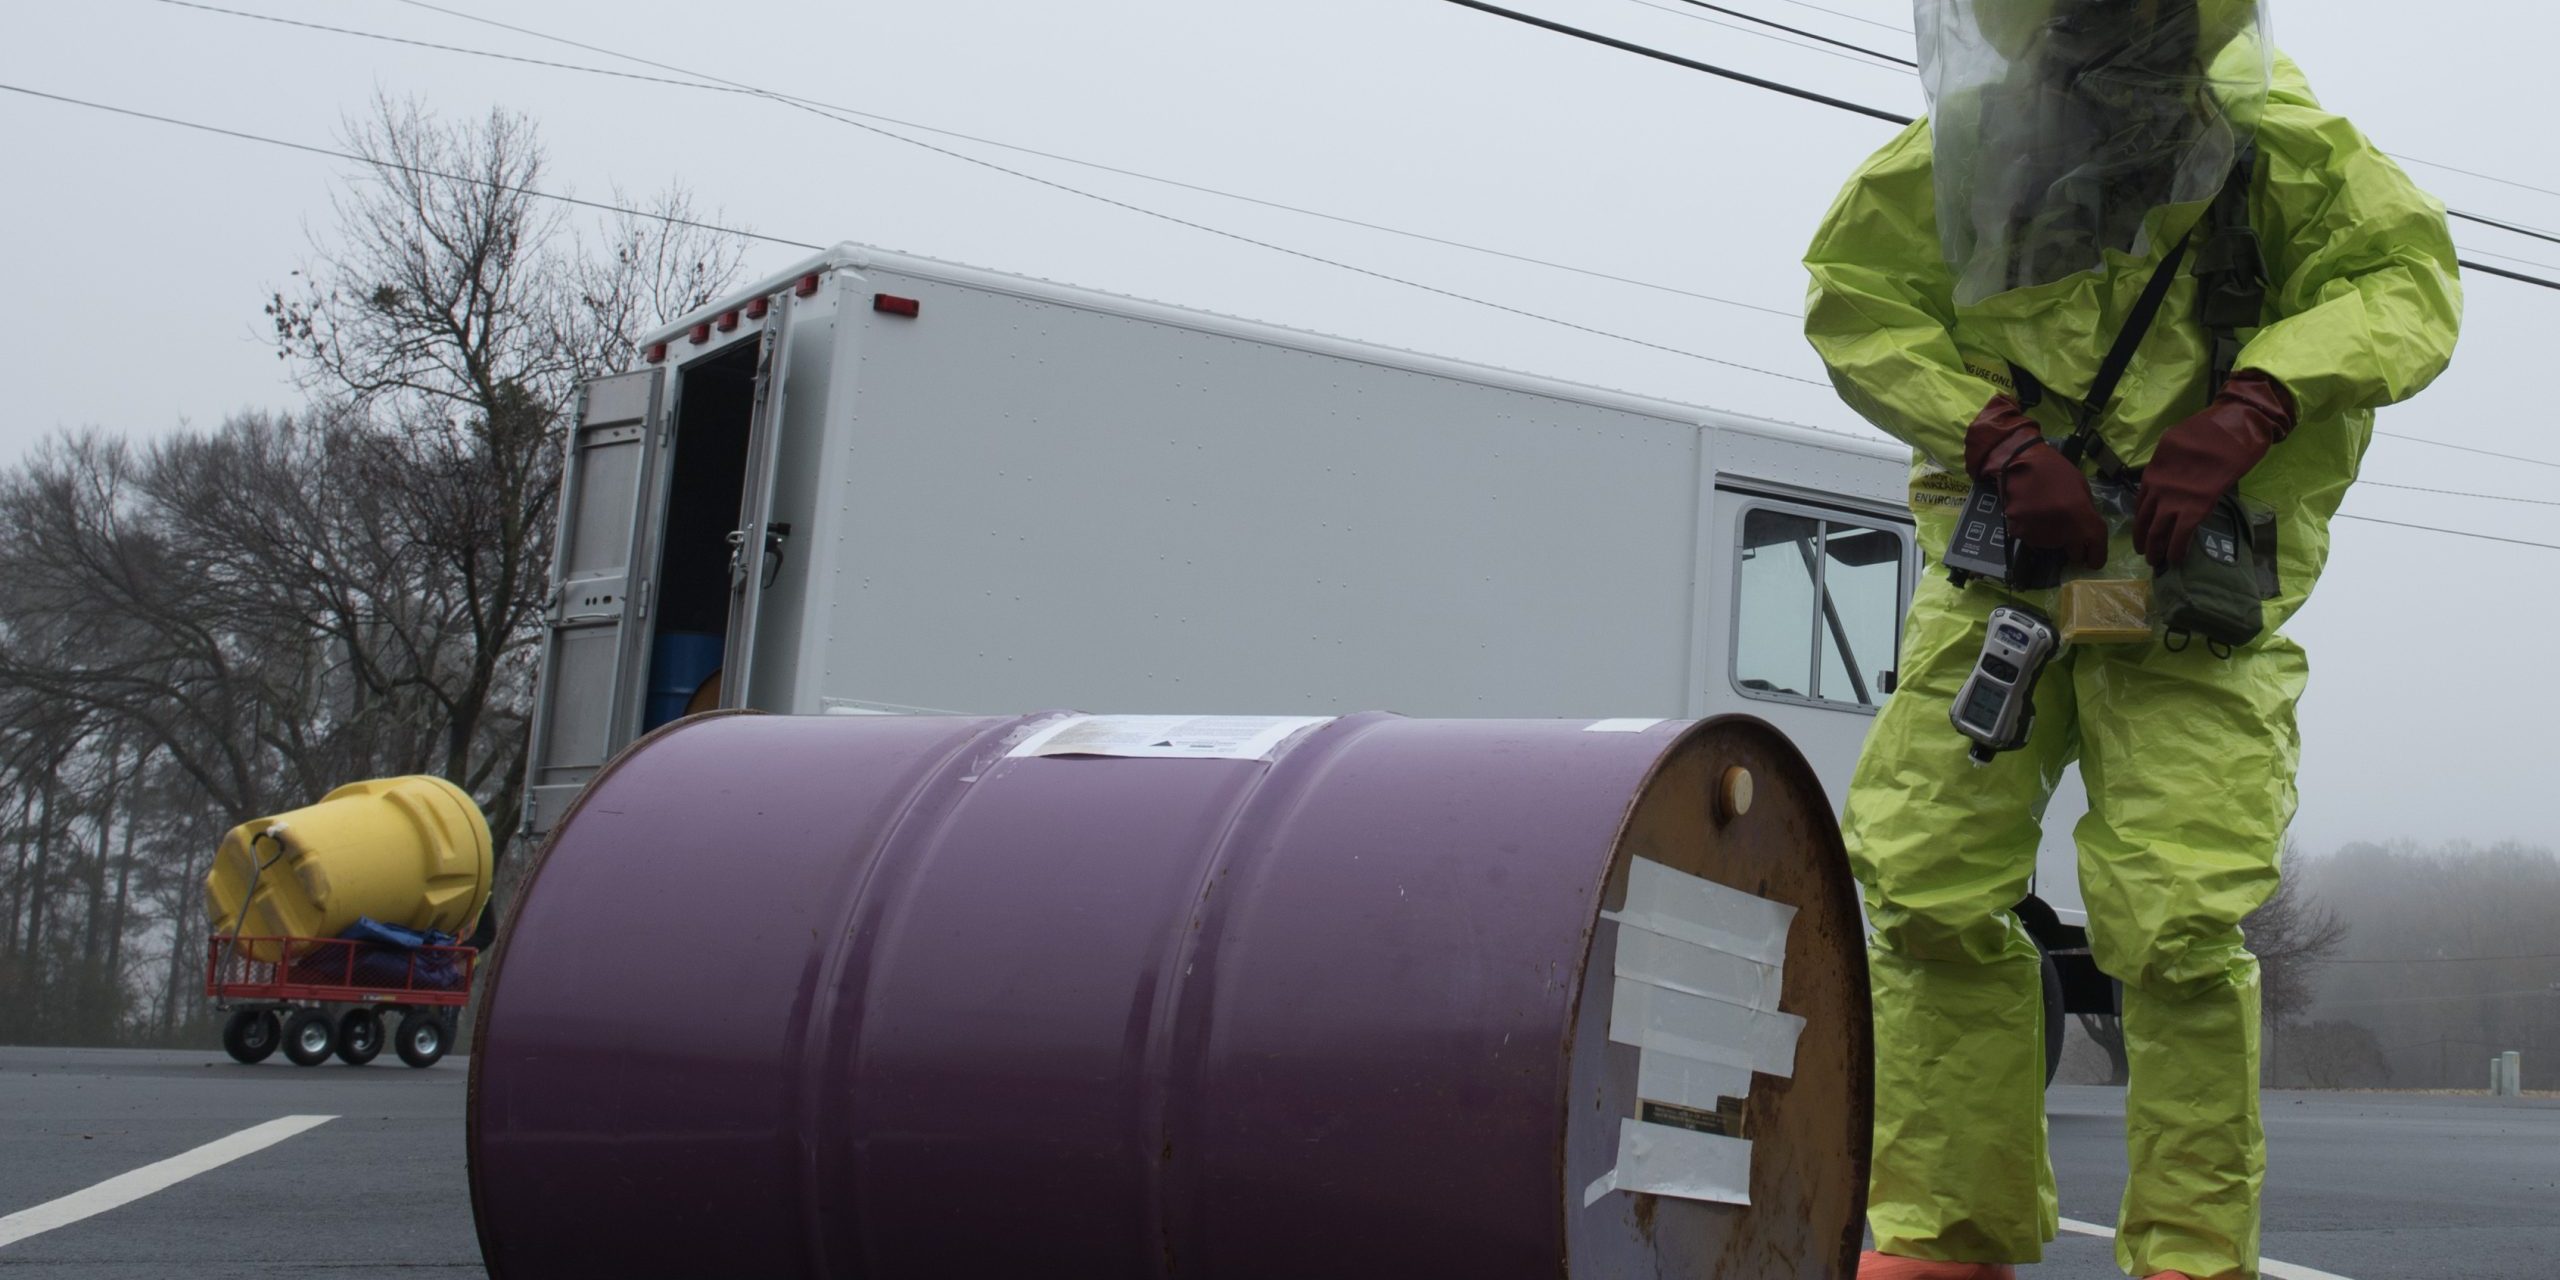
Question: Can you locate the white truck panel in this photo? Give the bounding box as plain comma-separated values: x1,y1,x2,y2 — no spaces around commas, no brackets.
597,243,2087,931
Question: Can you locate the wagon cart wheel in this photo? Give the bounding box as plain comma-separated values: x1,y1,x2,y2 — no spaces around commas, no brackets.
283,1010,336,1067
395,1010,448,1068
336,1009,384,1066
221,1010,280,1064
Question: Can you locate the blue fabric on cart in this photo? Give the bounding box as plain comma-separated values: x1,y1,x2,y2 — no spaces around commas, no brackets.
338,917,463,990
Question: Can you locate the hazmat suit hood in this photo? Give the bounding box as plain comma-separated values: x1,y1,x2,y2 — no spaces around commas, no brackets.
1918,0,2274,304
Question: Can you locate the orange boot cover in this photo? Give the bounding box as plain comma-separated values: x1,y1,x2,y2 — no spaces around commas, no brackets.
1855,1251,2018,1279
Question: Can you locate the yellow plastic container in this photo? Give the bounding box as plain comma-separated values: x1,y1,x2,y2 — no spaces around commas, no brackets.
2058,578,2153,646
204,775,493,961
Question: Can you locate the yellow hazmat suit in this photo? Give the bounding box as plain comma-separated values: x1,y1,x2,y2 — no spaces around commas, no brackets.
1803,27,2461,1280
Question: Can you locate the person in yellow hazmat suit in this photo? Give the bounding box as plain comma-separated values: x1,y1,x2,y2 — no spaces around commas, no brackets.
1802,1,2461,1278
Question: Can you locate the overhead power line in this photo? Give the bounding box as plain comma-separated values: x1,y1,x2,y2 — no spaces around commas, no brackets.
2316,987,2559,1009
2448,209,2560,247
2357,481,2560,508
0,78,1831,391
2372,431,2560,471
1434,0,2560,296
150,0,1801,320
1755,0,1910,34
2334,513,2560,553
2328,951,2560,965
1441,0,1915,123
1621,0,1915,68
1689,3,2560,210
102,0,2560,511
0,82,817,250
2390,153,2560,203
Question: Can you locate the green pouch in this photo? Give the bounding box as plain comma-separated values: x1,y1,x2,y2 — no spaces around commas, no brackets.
2153,493,2279,653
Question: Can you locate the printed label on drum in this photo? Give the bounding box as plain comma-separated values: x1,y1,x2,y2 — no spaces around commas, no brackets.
1007,714,1333,761
1584,856,1796,1210
1639,1097,1746,1138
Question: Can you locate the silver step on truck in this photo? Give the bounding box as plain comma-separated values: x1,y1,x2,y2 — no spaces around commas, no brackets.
523,243,2109,1052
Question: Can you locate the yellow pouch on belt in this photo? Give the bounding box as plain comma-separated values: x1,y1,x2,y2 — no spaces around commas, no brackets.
2057,578,2151,645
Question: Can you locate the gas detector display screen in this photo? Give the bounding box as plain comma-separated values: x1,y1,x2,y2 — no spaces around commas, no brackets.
1961,680,2007,729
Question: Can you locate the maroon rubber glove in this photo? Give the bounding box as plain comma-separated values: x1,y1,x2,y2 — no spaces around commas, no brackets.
1965,396,2108,570
2133,371,2297,568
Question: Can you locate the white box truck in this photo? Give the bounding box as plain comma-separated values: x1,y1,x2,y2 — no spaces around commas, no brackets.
523,243,2109,1054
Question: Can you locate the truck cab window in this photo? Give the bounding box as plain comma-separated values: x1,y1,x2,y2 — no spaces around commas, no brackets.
1732,505,1907,711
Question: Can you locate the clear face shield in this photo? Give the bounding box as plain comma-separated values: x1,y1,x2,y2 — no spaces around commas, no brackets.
1916,0,2273,304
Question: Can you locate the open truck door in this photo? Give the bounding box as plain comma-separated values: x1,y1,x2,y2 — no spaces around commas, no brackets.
716,300,794,708
523,368,666,837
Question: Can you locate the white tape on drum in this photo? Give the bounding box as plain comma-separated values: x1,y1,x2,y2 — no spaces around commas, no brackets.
1584,856,1798,1210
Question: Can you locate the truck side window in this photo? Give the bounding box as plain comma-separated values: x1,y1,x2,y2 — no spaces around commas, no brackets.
1733,505,1907,712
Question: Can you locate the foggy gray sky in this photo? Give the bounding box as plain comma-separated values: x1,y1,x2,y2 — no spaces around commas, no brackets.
3,0,2553,857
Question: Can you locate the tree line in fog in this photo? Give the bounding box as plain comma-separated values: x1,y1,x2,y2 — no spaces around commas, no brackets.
0,100,742,1046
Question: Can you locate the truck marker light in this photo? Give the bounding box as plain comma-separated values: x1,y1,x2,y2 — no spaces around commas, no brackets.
874,293,921,318
687,322,711,345
716,309,741,332
643,342,668,364
794,272,822,298
745,297,770,320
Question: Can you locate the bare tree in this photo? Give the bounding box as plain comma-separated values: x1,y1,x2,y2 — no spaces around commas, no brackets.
2286,1020,2393,1089
2247,854,2348,1087
2062,846,2343,1089
266,97,741,859
0,99,741,1047
2248,865,2349,1027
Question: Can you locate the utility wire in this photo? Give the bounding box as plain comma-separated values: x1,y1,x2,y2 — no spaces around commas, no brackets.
1620,0,1915,69
2372,431,2560,470
2460,259,2560,291
1438,0,2560,293
2390,153,2560,203
1755,0,1910,33
2316,987,2559,1009
2333,513,2560,553
149,0,1800,321
2448,209,2560,247
2460,244,2560,275
173,0,2560,497
2357,481,2560,508
2329,951,2560,965
1680,2,2560,212
0,82,820,250
1441,0,1916,123
0,78,1829,390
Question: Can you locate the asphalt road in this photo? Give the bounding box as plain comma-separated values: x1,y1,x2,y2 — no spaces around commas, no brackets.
2,1048,2553,1277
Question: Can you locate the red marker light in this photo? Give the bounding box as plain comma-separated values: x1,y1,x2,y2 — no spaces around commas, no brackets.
873,293,921,318
687,322,711,345
716,309,741,332
745,296,770,320
644,342,668,364
794,273,822,298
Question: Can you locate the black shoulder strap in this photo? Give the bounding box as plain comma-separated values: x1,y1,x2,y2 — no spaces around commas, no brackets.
2195,145,2268,393
2079,232,2193,434
2047,230,2193,475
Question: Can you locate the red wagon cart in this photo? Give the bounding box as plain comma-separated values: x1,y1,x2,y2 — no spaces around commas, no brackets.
207,934,478,1068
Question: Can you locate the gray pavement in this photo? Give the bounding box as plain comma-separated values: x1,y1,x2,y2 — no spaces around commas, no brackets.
0,1046,478,1277
3,1048,2555,1277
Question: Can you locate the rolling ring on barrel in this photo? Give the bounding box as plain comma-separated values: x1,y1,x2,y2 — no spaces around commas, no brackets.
470,712,1872,1278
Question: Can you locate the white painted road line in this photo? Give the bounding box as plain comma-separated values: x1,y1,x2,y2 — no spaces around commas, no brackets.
0,1114,337,1249
2059,1216,2356,1280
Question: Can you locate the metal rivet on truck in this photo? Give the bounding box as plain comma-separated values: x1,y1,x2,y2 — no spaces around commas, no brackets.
467,711,1872,1277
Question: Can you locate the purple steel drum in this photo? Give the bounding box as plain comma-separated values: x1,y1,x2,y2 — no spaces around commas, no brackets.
469,711,1870,1277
